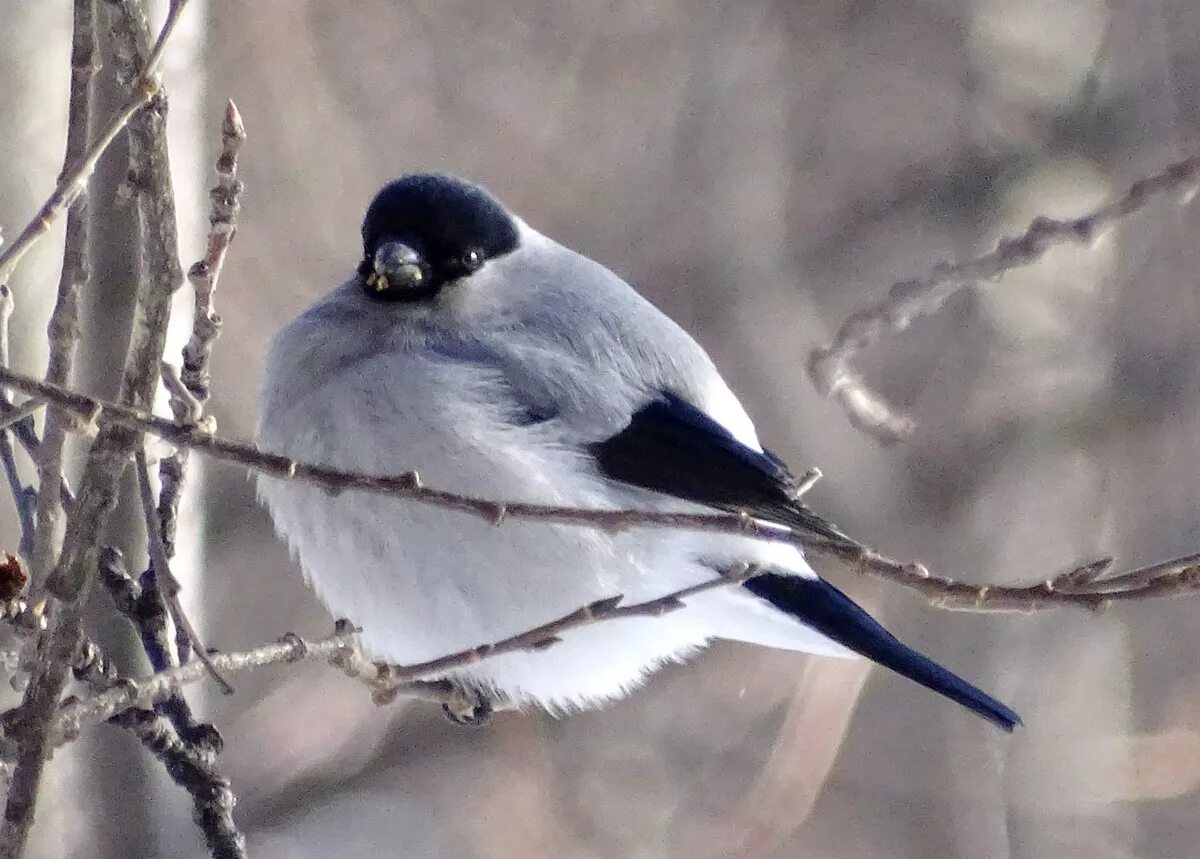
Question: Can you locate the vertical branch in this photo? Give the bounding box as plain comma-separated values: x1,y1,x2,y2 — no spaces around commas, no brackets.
157,99,244,651
0,2,194,855
31,0,99,583
95,547,246,859
106,0,185,402
135,447,233,692
107,0,218,677
0,0,190,288
179,100,244,414
0,290,36,560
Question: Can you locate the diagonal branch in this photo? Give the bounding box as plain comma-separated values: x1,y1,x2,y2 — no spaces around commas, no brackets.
0,290,36,560
0,0,192,289
133,448,233,693
0,365,1197,613
51,566,760,742
0,2,197,854
808,153,1200,443
31,0,99,585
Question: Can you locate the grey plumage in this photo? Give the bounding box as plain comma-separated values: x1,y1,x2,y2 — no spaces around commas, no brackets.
257,174,1019,728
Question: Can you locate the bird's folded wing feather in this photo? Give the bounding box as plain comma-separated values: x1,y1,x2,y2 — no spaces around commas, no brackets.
587,392,1021,731
589,392,858,548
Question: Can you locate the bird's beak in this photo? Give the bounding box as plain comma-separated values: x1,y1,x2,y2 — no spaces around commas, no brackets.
366,241,427,294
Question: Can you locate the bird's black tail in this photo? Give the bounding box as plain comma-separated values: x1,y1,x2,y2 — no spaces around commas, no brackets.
743,572,1021,731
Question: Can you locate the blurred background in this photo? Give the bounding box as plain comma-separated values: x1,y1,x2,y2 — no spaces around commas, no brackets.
3,0,1200,856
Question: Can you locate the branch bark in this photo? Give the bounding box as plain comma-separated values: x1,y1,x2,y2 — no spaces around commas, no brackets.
0,2,196,854
30,0,99,585
0,0,192,289
808,153,1200,443
0,365,1198,614
47,565,759,744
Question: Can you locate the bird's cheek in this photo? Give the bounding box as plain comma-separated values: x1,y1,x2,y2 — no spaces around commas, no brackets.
434,271,489,321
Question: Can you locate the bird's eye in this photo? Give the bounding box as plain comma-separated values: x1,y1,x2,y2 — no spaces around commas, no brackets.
461,248,484,272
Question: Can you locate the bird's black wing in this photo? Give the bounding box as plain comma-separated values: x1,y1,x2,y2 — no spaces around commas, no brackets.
590,392,855,546
590,392,1022,731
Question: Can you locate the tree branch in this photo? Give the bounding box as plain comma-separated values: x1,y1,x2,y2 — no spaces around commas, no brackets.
154,98,245,688
0,290,36,561
0,364,1198,613
31,0,99,586
111,710,245,859
0,2,197,853
808,153,1200,443
0,0,192,289
0,362,833,543
134,447,232,693
49,565,760,743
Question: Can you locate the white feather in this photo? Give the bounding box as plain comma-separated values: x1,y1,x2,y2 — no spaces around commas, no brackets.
258,224,850,712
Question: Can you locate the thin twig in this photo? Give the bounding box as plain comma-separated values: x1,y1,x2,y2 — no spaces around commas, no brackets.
90,549,245,857
24,547,1200,752
154,99,244,661
98,545,171,670
0,0,192,288
0,402,44,435
823,547,1200,613
103,11,246,855
0,363,835,543
178,99,243,408
53,567,759,740
108,0,211,689
0,3,197,852
790,467,822,499
134,447,233,693
808,153,1200,442
0,406,48,472
0,288,36,561
111,710,245,859
0,365,1199,613
31,0,99,588
104,0,187,413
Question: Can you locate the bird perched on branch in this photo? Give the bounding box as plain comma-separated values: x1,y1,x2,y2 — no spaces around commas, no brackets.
257,174,1020,731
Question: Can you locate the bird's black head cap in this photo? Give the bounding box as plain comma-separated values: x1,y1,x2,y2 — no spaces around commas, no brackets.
358,174,520,301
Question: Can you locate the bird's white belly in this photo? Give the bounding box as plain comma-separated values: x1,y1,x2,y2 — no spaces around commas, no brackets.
260,475,729,709
256,357,733,709
257,349,845,710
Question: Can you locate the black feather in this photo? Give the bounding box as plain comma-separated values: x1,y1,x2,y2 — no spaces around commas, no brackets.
590,393,854,545
745,573,1021,731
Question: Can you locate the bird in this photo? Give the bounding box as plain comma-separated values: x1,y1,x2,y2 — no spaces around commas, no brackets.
256,173,1020,731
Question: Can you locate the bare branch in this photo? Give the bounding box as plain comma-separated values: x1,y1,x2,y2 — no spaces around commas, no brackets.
824,546,1200,613
808,153,1200,443
92,550,247,858
0,2,198,852
112,710,245,859
0,0,192,288
52,566,759,740
134,447,233,693
0,402,45,435
177,99,244,409
0,401,74,511
0,289,36,560
98,546,171,670
0,363,832,545
31,0,100,586
153,98,245,683
0,364,1198,613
